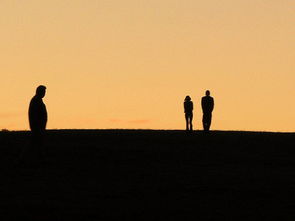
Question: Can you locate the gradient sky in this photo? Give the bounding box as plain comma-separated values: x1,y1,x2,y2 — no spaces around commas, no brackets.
0,0,294,131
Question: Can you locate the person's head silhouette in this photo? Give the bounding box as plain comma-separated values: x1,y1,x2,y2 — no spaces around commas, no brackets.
185,96,191,101
36,85,46,98
206,90,210,96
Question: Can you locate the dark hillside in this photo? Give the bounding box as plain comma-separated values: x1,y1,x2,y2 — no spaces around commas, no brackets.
1,130,295,220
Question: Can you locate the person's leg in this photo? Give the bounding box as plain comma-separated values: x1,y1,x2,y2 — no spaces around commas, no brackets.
207,113,212,131
203,114,210,132
185,114,189,131
202,114,206,131
190,114,193,131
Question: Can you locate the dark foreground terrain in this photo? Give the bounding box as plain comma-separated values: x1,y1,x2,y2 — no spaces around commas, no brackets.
1,130,295,220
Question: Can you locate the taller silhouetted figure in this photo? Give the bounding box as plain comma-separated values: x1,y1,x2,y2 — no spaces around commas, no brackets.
201,90,214,132
29,85,47,145
18,85,48,165
184,95,193,131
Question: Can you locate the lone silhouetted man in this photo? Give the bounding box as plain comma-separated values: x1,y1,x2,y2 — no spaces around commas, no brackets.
29,85,47,146
184,95,193,131
201,90,214,132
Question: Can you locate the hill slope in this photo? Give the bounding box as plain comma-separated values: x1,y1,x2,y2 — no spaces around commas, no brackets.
1,130,295,220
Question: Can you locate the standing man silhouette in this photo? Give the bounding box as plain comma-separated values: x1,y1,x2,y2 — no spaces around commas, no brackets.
29,85,47,147
201,90,214,132
18,85,47,165
184,96,193,131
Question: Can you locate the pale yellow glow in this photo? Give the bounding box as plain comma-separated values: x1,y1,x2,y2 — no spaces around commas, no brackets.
0,0,294,131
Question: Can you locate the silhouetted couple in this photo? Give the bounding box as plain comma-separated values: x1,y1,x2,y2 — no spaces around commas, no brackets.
184,90,214,132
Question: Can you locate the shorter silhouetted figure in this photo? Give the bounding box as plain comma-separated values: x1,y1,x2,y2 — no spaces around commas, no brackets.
201,90,214,132
184,96,193,131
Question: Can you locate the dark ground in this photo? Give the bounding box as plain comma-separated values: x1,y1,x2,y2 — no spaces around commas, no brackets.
1,129,295,220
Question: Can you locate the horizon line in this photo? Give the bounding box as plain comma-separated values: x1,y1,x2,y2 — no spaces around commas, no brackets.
1,128,295,134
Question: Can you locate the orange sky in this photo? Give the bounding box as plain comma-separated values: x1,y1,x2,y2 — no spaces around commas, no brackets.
0,0,294,131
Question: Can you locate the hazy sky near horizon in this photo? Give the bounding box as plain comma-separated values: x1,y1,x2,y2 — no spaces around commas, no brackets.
0,0,294,131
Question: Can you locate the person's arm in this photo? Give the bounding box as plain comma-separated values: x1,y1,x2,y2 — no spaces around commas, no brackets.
40,102,47,131
201,97,205,111
29,99,39,131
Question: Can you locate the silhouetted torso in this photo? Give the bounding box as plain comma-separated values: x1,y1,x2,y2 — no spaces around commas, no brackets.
201,96,214,114
29,95,47,133
184,100,193,115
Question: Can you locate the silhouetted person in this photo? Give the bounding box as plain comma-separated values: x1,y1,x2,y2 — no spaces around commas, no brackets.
201,90,214,132
17,85,48,166
29,85,47,133
28,85,47,158
184,96,193,131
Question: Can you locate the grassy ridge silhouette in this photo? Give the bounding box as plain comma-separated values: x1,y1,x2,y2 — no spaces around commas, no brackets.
1,130,295,220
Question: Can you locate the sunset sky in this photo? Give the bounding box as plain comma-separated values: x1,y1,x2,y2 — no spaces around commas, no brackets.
0,0,294,131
